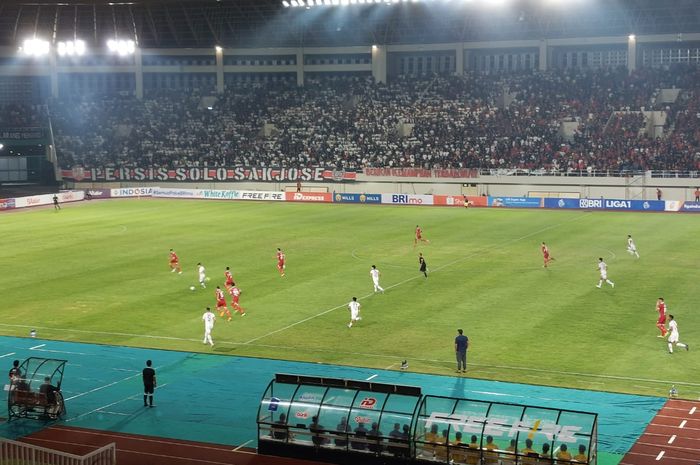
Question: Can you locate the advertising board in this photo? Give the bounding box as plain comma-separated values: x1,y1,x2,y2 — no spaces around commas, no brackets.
381,194,434,205
332,193,382,204
543,198,666,211
433,195,488,207
489,197,542,208
285,192,332,203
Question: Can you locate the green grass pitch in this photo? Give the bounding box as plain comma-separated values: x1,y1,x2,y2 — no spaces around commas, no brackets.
1,199,698,398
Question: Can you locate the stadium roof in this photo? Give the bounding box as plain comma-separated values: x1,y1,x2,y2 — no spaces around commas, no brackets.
0,0,698,49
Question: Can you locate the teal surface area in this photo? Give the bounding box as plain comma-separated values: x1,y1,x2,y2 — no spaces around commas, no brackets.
0,337,664,455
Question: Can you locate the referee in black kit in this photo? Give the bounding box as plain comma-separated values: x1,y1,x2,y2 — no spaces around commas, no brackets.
142,360,156,407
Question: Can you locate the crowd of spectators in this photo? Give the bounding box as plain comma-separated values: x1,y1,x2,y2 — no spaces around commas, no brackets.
47,65,700,173
0,103,47,127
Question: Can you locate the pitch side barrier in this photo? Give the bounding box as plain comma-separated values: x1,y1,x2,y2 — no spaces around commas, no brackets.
5,187,700,213
257,374,597,465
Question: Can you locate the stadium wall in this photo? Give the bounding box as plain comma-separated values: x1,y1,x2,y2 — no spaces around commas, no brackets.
66,175,700,201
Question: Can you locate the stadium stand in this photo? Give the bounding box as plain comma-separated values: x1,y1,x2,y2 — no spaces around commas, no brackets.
48,66,700,173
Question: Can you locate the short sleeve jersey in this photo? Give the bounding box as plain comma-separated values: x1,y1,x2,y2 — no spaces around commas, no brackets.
142,367,155,386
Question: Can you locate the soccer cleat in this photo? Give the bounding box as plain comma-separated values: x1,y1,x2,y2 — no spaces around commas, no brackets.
171,269,176,273
178,271,182,275
611,282,615,288
227,317,232,322
657,335,665,338
219,312,224,317
686,344,690,351
596,285,601,288
240,313,246,316
347,324,352,328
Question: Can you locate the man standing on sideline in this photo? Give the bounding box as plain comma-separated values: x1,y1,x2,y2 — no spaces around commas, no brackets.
596,258,615,288
695,187,700,202
656,188,662,200
370,265,384,293
142,360,156,407
52,194,60,211
667,315,689,353
455,329,469,373
202,307,215,347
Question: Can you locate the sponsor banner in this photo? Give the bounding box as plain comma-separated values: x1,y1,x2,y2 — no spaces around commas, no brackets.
285,192,332,203
665,201,682,212
543,198,665,211
433,195,488,207
152,188,285,201
61,166,357,182
489,197,542,208
110,187,158,198
84,188,111,199
0,198,16,210
381,194,435,206
364,168,478,179
14,191,85,209
680,201,700,212
332,193,382,204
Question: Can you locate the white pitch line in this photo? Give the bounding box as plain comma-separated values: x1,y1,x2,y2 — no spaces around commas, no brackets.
64,372,143,401
29,344,46,350
1,323,699,389
679,420,687,428
232,440,253,451
0,352,16,359
655,451,665,461
668,435,676,444
690,407,696,415
244,213,592,344
366,374,378,381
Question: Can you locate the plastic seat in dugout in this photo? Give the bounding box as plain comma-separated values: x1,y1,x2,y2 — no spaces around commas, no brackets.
7,357,67,422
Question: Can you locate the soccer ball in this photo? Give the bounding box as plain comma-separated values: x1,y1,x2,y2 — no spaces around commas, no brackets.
205,277,211,282
189,286,196,291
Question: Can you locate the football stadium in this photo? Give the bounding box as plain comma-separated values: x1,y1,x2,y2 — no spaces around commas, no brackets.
1,0,699,464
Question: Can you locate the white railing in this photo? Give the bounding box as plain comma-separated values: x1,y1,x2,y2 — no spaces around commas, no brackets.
0,438,116,465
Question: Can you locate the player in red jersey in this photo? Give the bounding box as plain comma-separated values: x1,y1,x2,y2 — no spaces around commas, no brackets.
169,249,182,274
215,286,232,321
228,285,245,316
414,225,430,247
276,248,286,277
541,242,554,268
224,267,234,290
656,297,667,337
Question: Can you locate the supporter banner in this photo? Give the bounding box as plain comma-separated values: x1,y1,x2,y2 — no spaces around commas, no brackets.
14,191,84,209
680,201,700,212
543,198,665,211
489,196,542,208
364,168,478,179
285,192,332,203
84,188,111,199
333,193,382,204
60,166,357,182
0,127,46,141
152,187,285,201
381,194,434,206
433,195,488,207
0,198,16,210
110,187,158,198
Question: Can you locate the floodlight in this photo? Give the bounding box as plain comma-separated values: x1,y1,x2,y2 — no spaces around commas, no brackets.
628,34,636,41
215,45,223,52
282,0,290,5
107,39,136,56
19,38,50,57
0,144,4,150
57,39,86,57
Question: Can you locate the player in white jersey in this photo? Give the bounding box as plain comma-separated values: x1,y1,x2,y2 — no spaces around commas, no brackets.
347,297,361,328
626,235,639,258
197,262,207,288
667,315,689,353
202,307,215,346
596,258,615,288
370,265,384,293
